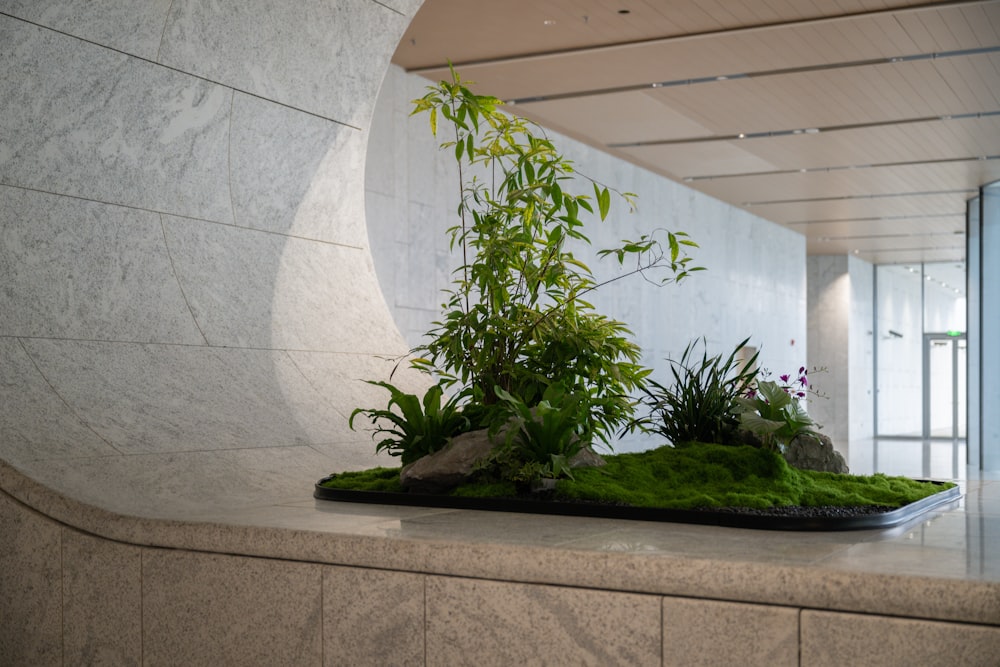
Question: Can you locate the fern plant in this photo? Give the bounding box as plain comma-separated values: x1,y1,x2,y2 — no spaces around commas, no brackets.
349,382,470,465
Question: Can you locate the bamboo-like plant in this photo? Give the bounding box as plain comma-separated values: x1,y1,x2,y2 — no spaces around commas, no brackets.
405,66,701,446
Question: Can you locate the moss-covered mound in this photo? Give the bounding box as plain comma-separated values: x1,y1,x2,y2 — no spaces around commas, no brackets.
319,443,952,511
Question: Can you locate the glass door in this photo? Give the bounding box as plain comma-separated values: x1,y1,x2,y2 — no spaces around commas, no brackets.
923,333,966,439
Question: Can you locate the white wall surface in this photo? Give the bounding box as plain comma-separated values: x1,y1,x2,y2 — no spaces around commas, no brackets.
366,65,808,452
0,1,429,516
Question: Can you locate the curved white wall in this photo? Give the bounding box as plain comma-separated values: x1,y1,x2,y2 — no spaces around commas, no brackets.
0,1,427,517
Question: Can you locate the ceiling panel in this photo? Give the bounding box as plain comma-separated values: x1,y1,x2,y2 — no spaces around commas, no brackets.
689,160,1000,203
395,0,1000,265
742,191,974,223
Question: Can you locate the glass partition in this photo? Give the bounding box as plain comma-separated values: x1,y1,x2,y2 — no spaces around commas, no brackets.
876,261,967,438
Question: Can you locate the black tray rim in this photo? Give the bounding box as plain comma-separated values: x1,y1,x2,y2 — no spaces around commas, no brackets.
313,476,961,531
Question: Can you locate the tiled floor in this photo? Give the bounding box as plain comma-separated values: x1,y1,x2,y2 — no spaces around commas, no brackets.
848,438,985,481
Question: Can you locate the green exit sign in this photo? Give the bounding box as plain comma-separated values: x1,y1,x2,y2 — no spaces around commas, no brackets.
947,330,964,337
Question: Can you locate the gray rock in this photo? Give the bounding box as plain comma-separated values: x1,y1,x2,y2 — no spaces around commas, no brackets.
399,428,497,494
569,446,606,469
784,432,849,474
399,425,606,493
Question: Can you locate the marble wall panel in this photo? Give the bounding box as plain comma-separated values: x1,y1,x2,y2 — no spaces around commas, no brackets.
142,549,323,665
0,186,205,344
62,529,142,666
0,16,232,221
0,491,62,665
377,0,424,17
800,610,1000,666
284,351,431,427
662,597,798,667
807,255,851,444
19,339,351,454
425,576,661,666
230,92,367,246
323,566,424,666
158,0,407,126
848,255,875,441
0,338,118,464
161,215,405,353
0,0,173,59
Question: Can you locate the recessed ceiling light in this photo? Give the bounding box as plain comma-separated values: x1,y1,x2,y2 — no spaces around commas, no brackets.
716,75,729,81
737,133,746,139
804,128,820,134
543,19,556,25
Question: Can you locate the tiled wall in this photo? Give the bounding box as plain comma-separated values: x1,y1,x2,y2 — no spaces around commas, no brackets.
5,490,998,666
365,65,808,451
0,1,430,508
806,255,876,448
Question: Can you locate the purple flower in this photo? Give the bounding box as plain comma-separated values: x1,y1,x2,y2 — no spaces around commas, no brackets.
780,374,790,383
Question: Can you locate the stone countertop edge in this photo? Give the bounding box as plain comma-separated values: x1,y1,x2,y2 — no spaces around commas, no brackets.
2,459,997,627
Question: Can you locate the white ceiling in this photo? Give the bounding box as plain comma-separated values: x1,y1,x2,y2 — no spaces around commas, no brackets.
393,0,1000,266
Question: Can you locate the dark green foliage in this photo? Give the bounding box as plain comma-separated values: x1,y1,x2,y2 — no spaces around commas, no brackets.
483,383,590,481
348,382,470,465
628,337,758,445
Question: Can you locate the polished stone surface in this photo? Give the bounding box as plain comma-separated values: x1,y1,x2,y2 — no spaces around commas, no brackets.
142,549,323,665
800,609,1000,666
62,530,143,666
324,566,424,666
662,598,798,667
425,576,661,666
0,492,63,664
3,440,997,630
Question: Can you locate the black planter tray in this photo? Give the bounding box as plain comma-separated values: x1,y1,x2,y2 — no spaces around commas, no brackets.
314,477,960,531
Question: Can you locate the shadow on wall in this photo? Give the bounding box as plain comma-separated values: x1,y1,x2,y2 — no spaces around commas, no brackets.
0,2,428,513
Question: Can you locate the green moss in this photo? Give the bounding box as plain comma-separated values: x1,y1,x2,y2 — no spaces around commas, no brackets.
320,466,403,492
318,443,953,510
556,443,949,510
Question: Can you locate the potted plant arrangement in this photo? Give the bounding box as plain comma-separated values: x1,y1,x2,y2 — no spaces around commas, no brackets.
317,68,956,530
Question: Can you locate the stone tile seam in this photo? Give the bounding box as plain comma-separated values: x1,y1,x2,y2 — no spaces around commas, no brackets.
283,351,353,422
0,182,367,252
0,11,366,131
153,0,174,64
2,333,400,358
13,337,123,455
371,0,408,17
225,88,238,229
158,213,211,346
